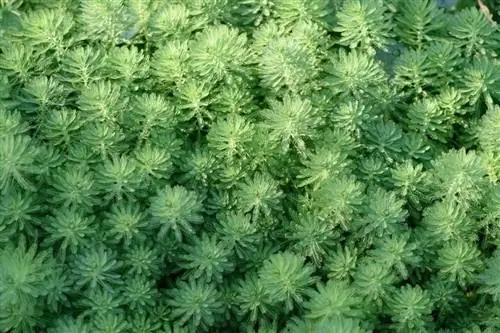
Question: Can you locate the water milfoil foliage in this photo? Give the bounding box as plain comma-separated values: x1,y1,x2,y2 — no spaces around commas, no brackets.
0,0,499,332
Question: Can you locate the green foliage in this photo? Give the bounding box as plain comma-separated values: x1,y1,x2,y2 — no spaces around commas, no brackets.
91,312,128,333
477,105,500,154
190,24,252,83
260,93,321,154
368,231,421,279
257,34,319,94
390,160,429,209
297,143,351,190
17,8,73,56
430,148,488,207
78,0,130,44
207,113,255,162
447,7,499,58
149,184,204,241
460,57,500,108
393,0,445,49
40,108,84,146
78,286,124,317
324,48,388,99
405,97,454,143
70,244,123,292
1,0,500,332
42,206,96,256
353,260,397,305
96,154,142,202
314,316,371,333
304,279,363,320
272,0,333,28
434,239,483,287
479,250,500,301
214,211,260,259
0,240,54,305
333,0,392,54
0,134,40,192
105,45,149,87
258,251,317,312
0,188,41,238
385,284,433,332
234,172,283,221
0,240,55,333
311,175,364,230
354,186,408,240
103,200,148,245
177,232,235,282
330,100,378,139
59,45,105,86
121,274,157,312
325,245,359,281
46,163,100,209
166,278,225,332
122,242,164,279
393,48,434,94
421,199,478,246
47,317,91,333
285,211,338,264
234,272,277,324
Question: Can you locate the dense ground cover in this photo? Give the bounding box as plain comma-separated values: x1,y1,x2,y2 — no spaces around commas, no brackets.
0,0,499,332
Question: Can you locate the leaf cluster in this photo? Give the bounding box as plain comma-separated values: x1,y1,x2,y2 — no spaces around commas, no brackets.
0,0,499,332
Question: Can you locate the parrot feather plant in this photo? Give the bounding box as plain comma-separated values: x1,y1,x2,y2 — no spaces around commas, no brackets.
0,0,499,332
